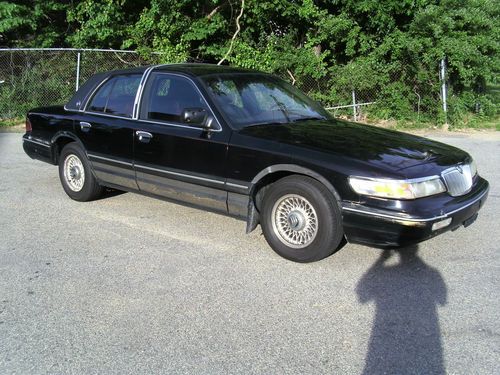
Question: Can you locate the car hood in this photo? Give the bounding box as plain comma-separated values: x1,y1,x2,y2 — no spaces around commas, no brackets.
238,119,469,173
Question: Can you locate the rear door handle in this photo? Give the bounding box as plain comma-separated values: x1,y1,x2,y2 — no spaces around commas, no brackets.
136,131,153,143
80,122,92,132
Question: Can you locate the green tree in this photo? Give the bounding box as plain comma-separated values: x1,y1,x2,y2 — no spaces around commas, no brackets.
0,0,70,47
1,0,498,125
67,0,150,49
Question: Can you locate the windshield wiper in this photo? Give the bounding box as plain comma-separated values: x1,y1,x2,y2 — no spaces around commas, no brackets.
269,95,291,122
244,116,325,128
244,120,288,128
291,116,327,122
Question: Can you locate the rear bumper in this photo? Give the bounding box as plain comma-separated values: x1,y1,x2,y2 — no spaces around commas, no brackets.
22,133,54,164
341,178,489,248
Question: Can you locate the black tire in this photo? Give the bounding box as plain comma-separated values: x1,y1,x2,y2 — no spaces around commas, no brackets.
58,143,103,201
260,175,344,263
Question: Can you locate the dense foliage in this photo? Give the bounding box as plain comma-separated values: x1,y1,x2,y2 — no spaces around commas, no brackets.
1,0,498,126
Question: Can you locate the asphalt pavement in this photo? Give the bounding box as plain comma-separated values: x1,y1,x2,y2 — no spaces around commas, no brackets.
0,131,499,374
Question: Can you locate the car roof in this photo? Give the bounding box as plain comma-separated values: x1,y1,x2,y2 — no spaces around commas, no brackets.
66,63,265,111
153,63,258,76
83,63,258,79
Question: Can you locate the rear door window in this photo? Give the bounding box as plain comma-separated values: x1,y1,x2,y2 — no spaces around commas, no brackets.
87,74,142,118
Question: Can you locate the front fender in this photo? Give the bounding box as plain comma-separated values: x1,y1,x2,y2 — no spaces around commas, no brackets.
249,164,341,201
245,164,341,233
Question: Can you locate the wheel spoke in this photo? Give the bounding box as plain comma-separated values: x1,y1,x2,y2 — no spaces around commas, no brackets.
271,194,319,249
63,154,85,192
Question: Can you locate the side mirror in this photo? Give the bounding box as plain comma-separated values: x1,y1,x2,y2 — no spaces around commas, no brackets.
181,108,212,128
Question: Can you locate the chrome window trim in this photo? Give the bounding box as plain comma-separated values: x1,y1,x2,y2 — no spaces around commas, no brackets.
82,76,112,112
136,71,223,132
66,66,224,132
137,119,222,132
63,105,85,113
135,163,225,185
83,72,144,116
82,112,136,121
342,187,488,222
71,64,171,113
132,65,158,120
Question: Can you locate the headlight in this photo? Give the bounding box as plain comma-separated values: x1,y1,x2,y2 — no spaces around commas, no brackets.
469,159,477,177
349,176,446,199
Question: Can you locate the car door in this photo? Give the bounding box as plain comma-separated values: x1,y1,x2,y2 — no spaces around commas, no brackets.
75,73,142,190
133,72,231,213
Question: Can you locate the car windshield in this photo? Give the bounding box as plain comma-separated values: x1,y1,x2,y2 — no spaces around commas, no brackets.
201,73,330,129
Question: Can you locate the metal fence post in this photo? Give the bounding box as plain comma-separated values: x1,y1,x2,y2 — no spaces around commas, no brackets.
0,48,149,119
75,52,81,91
352,89,357,121
439,58,448,125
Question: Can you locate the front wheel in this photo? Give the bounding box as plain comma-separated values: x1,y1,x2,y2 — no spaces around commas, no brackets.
261,175,344,262
58,143,103,201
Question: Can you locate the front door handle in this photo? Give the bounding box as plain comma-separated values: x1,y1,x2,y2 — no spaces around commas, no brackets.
80,122,92,132
136,131,153,143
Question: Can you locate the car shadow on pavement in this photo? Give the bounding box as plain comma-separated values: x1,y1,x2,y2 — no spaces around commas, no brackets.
356,245,447,375
97,188,127,200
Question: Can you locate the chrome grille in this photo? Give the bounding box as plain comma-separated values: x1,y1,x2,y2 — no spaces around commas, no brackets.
441,164,473,197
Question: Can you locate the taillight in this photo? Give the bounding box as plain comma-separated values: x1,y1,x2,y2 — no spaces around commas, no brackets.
25,117,32,132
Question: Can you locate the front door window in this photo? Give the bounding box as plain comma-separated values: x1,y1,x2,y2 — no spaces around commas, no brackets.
139,73,209,124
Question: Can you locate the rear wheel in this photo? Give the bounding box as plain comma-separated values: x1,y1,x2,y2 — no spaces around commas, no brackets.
58,143,103,201
261,175,343,262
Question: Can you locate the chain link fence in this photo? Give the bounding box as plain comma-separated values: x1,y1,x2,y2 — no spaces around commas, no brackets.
0,49,158,119
292,64,441,124
1,48,445,124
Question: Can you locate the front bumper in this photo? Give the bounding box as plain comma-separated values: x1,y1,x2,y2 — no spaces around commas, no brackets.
341,177,489,248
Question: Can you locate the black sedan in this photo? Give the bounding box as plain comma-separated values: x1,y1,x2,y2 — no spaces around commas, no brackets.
22,64,489,262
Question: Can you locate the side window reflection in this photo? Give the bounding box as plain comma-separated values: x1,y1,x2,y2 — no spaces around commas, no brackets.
140,74,208,123
88,74,141,118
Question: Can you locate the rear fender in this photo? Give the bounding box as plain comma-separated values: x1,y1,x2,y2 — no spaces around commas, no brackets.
51,131,87,164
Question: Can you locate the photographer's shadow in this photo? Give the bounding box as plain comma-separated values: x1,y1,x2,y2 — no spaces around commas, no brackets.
356,246,447,374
